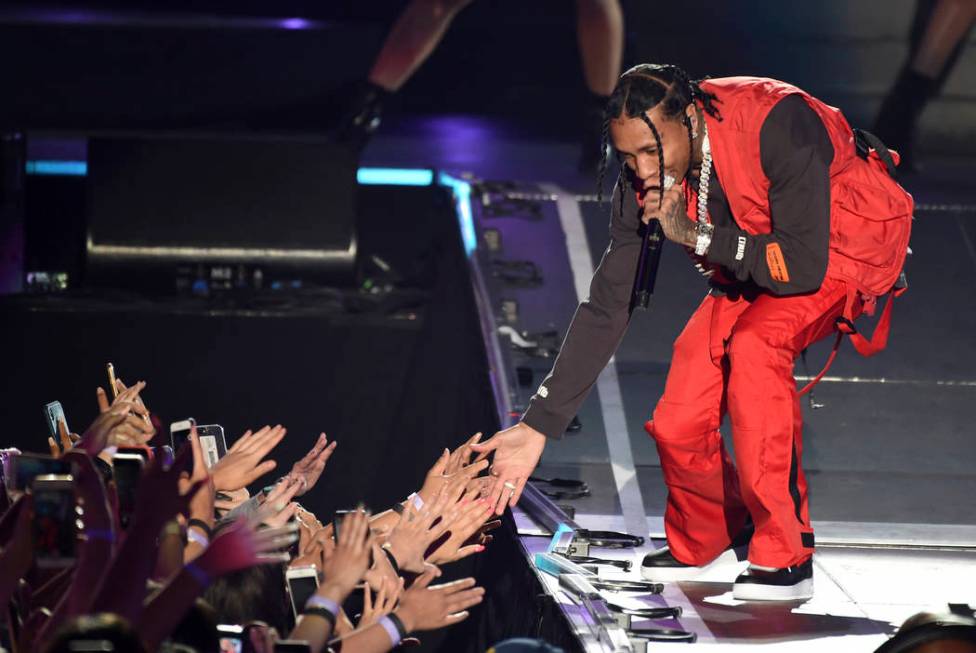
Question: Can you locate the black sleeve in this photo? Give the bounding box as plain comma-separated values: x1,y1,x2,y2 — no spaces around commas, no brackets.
521,177,642,439
705,94,833,295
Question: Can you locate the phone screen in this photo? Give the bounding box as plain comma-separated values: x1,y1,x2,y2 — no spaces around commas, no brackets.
32,476,77,567
196,424,227,469
13,454,70,492
112,454,144,529
216,625,243,653
169,419,195,473
44,401,68,439
287,570,319,619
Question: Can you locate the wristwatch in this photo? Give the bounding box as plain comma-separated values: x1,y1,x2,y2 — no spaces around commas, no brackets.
694,221,715,256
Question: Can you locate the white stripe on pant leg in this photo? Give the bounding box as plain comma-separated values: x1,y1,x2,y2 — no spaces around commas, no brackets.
541,183,647,538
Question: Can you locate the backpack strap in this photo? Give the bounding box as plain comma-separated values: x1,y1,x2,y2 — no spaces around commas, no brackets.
797,279,907,396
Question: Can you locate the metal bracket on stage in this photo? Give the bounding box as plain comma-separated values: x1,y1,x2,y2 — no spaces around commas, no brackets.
558,574,635,653
519,481,644,557
558,574,696,651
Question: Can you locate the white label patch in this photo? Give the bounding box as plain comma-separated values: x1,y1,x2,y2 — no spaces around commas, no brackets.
538,385,549,398
199,436,220,469
735,236,747,261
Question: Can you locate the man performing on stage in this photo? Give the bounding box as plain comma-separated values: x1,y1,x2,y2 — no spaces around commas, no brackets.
472,64,913,600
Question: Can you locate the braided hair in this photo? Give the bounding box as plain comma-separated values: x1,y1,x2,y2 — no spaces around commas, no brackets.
595,64,722,205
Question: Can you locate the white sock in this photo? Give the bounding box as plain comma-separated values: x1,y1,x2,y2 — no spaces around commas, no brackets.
747,563,779,572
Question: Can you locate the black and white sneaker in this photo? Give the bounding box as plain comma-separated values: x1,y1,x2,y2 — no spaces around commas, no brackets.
641,524,753,582
732,557,814,601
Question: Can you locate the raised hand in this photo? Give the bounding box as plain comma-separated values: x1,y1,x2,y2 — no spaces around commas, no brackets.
384,490,456,573
133,446,204,530
210,425,286,492
469,422,547,515
99,379,156,437
77,400,151,455
426,495,494,565
395,571,485,633
178,426,215,530
193,520,295,581
320,509,373,595
418,440,490,505
358,576,402,628
47,418,80,457
285,433,336,496
251,476,302,528
363,540,398,593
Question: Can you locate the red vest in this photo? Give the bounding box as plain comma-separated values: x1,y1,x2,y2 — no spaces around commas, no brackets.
689,76,913,299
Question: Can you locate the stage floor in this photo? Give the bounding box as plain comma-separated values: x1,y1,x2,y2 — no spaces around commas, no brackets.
515,509,976,651
363,114,976,650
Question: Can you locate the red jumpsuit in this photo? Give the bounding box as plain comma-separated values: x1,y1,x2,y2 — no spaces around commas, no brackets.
645,78,913,568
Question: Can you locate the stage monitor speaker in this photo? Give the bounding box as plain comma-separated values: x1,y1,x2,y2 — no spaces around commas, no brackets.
84,132,358,291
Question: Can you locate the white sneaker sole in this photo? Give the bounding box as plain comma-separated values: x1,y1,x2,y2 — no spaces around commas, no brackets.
641,545,749,582
732,578,814,601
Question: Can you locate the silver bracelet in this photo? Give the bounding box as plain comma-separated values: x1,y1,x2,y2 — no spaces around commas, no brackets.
694,222,715,256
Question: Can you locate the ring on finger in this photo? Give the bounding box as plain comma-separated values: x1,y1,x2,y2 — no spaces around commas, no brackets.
503,481,516,491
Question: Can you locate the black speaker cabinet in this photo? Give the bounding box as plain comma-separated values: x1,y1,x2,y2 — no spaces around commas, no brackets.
85,132,358,291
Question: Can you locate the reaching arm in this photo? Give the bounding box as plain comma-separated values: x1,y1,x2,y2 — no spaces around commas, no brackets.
521,176,643,438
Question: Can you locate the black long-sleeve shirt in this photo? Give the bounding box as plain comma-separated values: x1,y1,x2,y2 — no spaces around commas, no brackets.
522,94,835,439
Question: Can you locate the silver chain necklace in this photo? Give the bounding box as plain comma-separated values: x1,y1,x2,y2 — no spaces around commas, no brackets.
692,122,716,277
696,122,712,225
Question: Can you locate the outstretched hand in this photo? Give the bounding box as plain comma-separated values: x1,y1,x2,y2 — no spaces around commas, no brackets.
285,433,336,496
210,425,286,491
469,422,547,515
395,570,485,633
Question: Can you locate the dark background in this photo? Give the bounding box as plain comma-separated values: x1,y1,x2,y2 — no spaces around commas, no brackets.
1,1,973,151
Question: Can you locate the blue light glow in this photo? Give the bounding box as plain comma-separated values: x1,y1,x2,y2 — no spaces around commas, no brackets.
356,167,434,186
25,160,87,176
438,172,477,257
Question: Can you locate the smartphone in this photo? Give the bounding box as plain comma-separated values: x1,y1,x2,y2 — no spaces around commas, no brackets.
285,566,320,620
112,453,144,529
196,424,228,469
273,641,311,653
216,624,244,653
169,418,195,472
43,401,68,441
11,453,70,493
107,362,119,399
332,508,369,544
117,445,153,464
32,474,77,568
332,509,353,543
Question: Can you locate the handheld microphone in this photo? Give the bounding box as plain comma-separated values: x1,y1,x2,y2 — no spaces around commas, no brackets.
631,175,675,311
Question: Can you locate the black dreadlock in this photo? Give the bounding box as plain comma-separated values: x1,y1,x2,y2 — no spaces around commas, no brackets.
595,64,722,204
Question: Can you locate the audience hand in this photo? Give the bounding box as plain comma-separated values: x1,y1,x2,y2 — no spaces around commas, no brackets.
358,576,402,628
210,425,286,491
285,433,336,496
395,570,485,633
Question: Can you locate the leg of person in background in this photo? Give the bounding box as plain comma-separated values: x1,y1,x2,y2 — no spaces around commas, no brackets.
873,0,976,170
576,0,624,173
339,0,474,148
